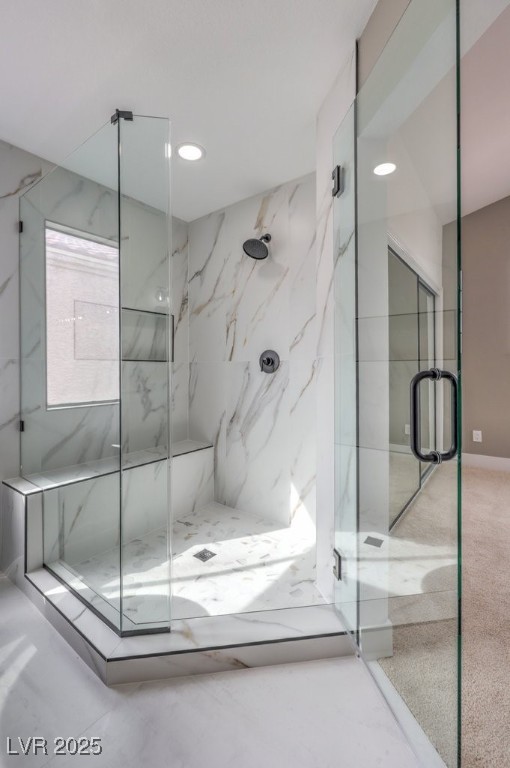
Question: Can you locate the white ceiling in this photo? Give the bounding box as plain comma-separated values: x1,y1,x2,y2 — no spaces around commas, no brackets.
0,0,377,221
357,0,510,227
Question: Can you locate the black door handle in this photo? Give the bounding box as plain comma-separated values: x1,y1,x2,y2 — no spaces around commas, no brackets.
410,368,458,464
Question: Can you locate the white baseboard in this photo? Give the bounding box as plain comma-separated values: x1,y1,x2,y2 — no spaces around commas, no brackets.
462,452,510,472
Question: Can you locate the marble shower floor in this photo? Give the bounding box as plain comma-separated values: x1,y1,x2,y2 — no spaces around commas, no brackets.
68,502,325,626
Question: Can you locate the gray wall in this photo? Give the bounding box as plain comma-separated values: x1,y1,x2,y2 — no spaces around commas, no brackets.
456,195,510,458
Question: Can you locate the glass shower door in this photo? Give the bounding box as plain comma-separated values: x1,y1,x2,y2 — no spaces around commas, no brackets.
335,0,461,765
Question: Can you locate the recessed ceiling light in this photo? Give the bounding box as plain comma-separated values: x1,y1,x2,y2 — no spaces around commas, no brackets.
177,143,205,161
373,162,396,176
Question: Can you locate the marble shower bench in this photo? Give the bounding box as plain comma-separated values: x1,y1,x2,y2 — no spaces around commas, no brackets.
4,438,214,527
1,439,214,598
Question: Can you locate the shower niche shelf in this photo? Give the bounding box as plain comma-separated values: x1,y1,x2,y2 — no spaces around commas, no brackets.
121,306,170,363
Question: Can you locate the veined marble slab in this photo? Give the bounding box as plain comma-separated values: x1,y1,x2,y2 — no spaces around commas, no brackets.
187,174,317,527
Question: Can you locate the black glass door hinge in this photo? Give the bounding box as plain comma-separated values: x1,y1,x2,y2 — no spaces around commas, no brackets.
111,109,134,124
332,165,344,198
18,220,23,233
19,420,25,432
333,548,342,581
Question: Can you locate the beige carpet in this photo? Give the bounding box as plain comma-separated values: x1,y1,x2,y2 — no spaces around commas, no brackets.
379,619,457,767
379,465,510,768
461,466,510,767
379,462,458,767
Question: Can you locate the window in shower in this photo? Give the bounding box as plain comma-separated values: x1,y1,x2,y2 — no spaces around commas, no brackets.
45,224,119,407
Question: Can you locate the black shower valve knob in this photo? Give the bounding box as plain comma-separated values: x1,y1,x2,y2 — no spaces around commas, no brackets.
259,350,280,374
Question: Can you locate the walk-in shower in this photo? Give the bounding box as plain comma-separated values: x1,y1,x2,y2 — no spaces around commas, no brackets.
14,108,327,641
1,0,462,760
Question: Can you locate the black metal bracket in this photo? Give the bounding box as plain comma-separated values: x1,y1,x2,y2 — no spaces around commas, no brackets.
333,548,342,580
170,314,175,364
111,110,134,125
332,165,344,198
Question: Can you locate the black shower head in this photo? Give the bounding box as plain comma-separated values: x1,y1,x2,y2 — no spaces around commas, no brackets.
243,233,271,260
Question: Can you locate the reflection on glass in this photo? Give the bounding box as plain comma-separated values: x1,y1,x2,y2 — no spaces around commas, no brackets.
388,249,437,527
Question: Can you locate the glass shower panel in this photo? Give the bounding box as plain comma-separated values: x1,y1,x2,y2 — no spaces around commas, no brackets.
355,0,460,765
118,115,171,632
20,120,122,631
333,103,357,636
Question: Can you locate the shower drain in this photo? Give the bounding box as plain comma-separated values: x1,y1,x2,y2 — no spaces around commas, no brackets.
194,548,217,562
364,536,384,548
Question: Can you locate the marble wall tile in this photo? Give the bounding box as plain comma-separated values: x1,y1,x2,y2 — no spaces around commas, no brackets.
171,361,189,443
172,218,189,362
289,359,317,527
20,388,120,474
120,197,168,313
121,361,168,454
171,217,189,442
315,355,336,601
189,361,227,501
225,185,290,363
188,211,230,363
224,361,290,523
289,175,317,361
122,310,168,362
26,492,43,572
0,359,21,480
188,175,317,525
172,447,214,518
0,485,25,582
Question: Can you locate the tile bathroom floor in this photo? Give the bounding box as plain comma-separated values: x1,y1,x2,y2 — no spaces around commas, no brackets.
71,502,325,625
0,574,420,768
